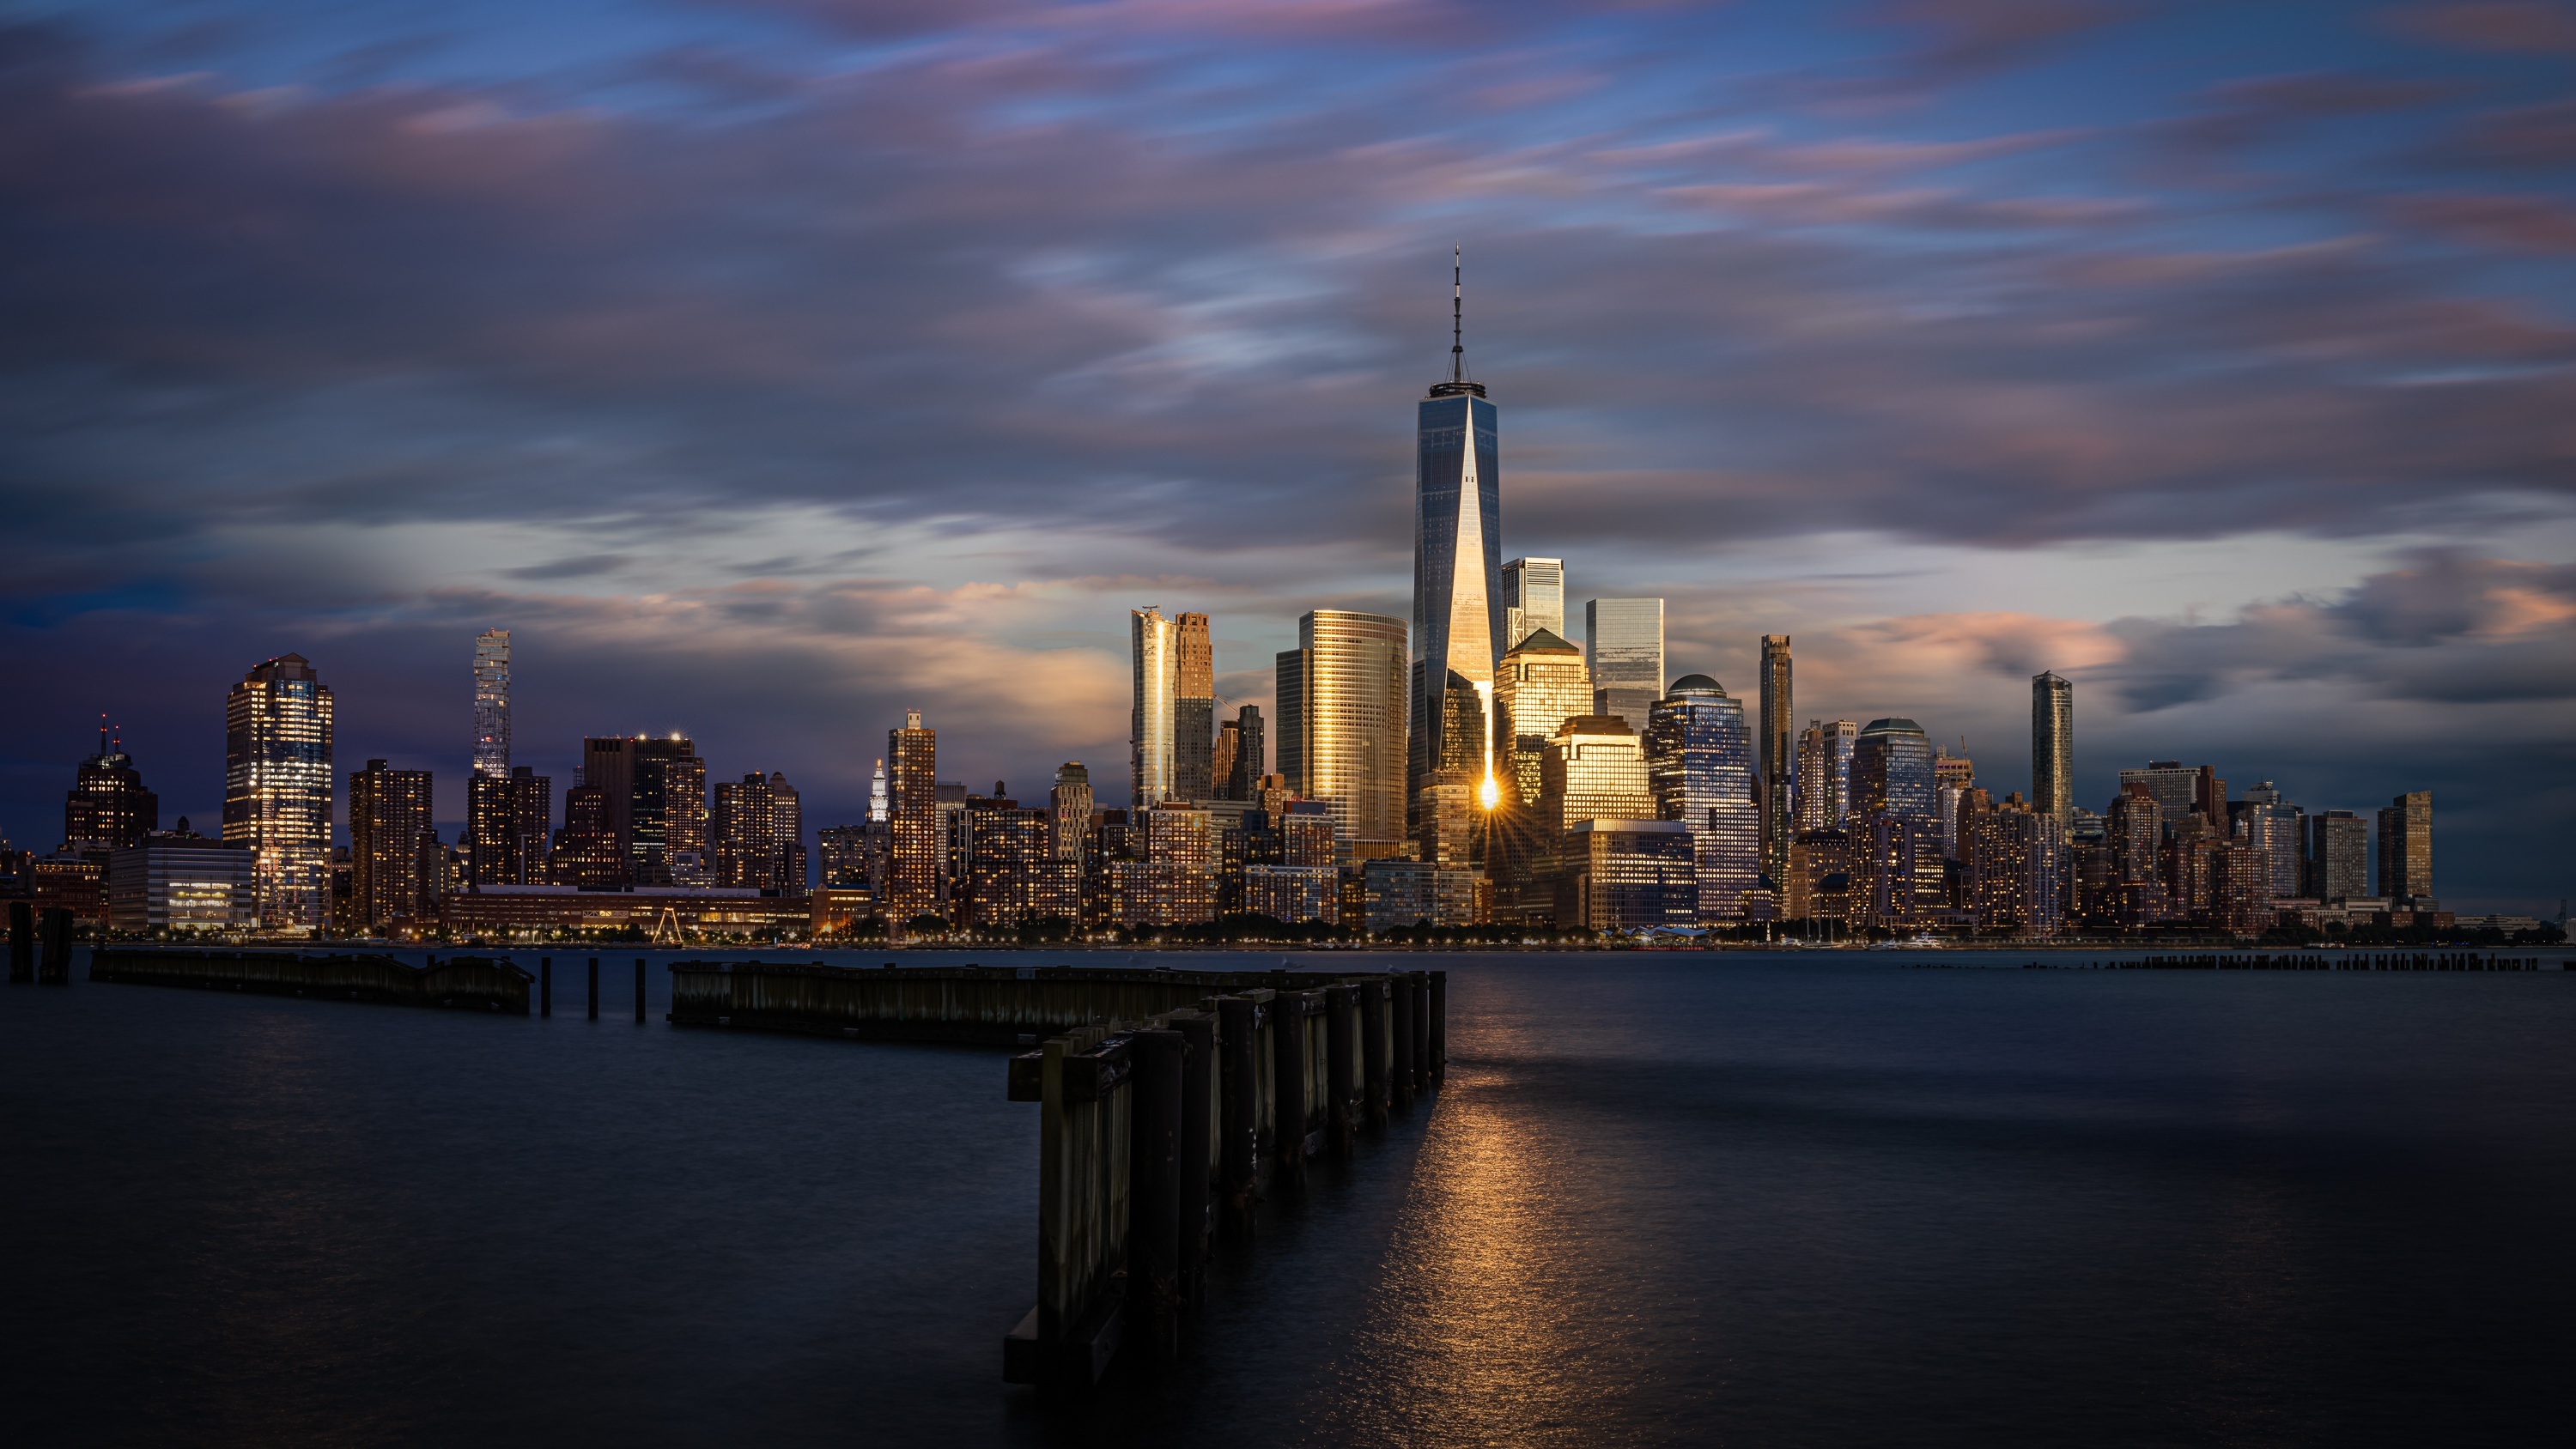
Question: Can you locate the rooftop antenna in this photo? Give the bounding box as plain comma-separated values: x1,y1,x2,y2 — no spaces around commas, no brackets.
1450,243,1464,385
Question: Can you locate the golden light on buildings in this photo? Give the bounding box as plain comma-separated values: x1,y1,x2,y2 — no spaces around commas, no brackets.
1478,773,1500,811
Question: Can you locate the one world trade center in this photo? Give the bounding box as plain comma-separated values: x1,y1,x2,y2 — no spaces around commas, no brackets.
1408,250,1504,850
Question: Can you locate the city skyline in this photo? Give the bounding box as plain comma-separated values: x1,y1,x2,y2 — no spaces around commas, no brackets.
1,5,2571,913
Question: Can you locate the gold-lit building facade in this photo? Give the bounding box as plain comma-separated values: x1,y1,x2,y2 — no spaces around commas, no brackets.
1276,609,1408,862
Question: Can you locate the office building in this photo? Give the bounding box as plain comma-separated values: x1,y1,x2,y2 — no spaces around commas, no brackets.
467,766,551,887
223,653,336,933
2234,782,2301,896
1410,292,1504,829
2378,791,2433,902
1363,857,1483,930
712,771,806,893
1786,828,1856,926
1050,762,1093,862
1933,747,1974,858
1501,556,1564,653
1850,718,1936,826
1277,609,1409,861
1535,715,1656,916
1644,676,1758,922
472,628,511,778
2031,670,2073,828
1173,611,1216,802
1795,719,1858,832
886,711,942,921
2117,762,2202,827
1221,705,1264,801
1131,608,1176,809
349,759,437,933
107,825,254,933
63,724,159,854
1494,628,1591,815
1758,635,1795,880
549,784,626,888
1558,820,1697,933
580,736,708,887
1585,598,1665,725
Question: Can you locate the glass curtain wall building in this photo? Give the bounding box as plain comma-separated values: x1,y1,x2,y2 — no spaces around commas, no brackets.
1644,676,1759,922
1277,609,1409,862
1130,608,1176,810
1759,635,1795,879
1501,556,1564,654
1585,598,1665,725
1410,374,1502,828
1850,718,1937,825
1173,612,1215,802
2031,670,2073,827
222,652,335,933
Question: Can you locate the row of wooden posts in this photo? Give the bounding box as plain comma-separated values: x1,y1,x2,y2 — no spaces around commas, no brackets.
9,902,80,984
2114,952,2563,971
532,956,650,1022
1001,970,1446,1390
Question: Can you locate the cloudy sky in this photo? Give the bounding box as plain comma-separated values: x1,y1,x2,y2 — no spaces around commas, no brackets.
3,0,2573,910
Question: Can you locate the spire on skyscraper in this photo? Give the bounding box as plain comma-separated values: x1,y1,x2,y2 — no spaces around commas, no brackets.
1451,243,1464,385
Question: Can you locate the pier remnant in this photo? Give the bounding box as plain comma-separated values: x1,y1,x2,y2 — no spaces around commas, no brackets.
38,907,73,984
8,900,30,983
88,949,532,1013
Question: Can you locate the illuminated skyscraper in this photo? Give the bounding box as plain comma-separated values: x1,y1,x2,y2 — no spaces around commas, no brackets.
472,628,511,779
223,653,335,932
869,759,890,823
1131,607,1176,810
1173,612,1215,801
1850,718,1936,826
1758,636,1795,878
1644,676,1759,921
581,736,705,886
2031,670,2073,828
1501,556,1564,653
1585,598,1665,725
2304,809,2368,901
887,712,941,920
1050,762,1093,862
1795,718,1859,831
2378,790,2432,902
1277,609,1408,861
713,771,805,892
1493,628,1591,806
1222,705,1264,801
1410,252,1503,823
63,723,158,853
466,766,550,886
349,759,435,932
2236,781,2300,896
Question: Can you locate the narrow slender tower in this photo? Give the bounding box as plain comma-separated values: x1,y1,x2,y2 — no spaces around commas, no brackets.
2031,670,2073,828
1758,635,1794,880
1409,247,1503,832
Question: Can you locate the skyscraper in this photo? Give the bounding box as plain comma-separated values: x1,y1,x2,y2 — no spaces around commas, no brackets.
1759,635,1794,879
1795,718,1859,832
1585,598,1665,725
1131,607,1176,810
2236,781,2300,897
2031,670,2073,827
467,766,550,886
1223,705,1264,801
1173,611,1215,802
1410,253,1504,824
2117,762,2200,825
1644,676,1759,922
1050,762,1093,863
1850,718,1936,826
1501,556,1564,654
223,653,335,933
581,736,706,886
1277,609,1408,861
349,759,435,933
713,771,805,892
1493,628,1591,806
2303,809,2368,901
472,628,511,779
63,724,158,853
887,711,941,921
2378,790,2432,902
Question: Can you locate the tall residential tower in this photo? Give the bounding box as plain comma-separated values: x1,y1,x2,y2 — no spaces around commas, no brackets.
1758,635,1795,879
223,653,335,932
2031,670,2073,828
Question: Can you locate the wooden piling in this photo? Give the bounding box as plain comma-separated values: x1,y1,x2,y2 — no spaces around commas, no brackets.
7,900,30,983
1360,977,1388,1128
1429,971,1446,1087
38,906,72,984
1271,990,1310,1185
1172,1010,1214,1301
1389,972,1415,1112
540,957,551,1016
1127,1028,1186,1350
587,956,599,1019
1216,996,1258,1228
1409,972,1433,1094
1324,984,1358,1149
635,958,647,1022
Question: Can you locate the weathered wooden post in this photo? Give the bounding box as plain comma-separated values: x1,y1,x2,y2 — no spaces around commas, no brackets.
1216,996,1258,1230
1389,972,1415,1112
1360,977,1388,1128
8,900,31,983
1127,1028,1186,1352
38,906,73,984
1172,1010,1215,1302
1271,990,1309,1185
1422,973,1443,1091
1430,970,1447,1087
635,958,647,1022
1324,984,1358,1149
539,957,552,1016
587,955,599,1020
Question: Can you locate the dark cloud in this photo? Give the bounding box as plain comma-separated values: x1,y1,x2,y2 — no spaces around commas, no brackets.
2386,1,2576,55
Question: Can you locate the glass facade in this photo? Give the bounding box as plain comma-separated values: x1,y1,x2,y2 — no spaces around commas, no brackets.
2378,790,2432,901
1795,718,1858,831
1501,556,1564,654
1173,611,1215,802
1644,676,1759,922
472,627,511,779
222,653,335,933
1561,820,1698,932
1130,608,1176,809
2030,670,2073,827
1584,598,1664,725
1279,610,1408,860
1759,635,1795,878
1850,718,1936,827
1411,391,1502,809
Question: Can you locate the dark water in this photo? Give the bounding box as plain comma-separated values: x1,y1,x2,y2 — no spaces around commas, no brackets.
4,949,2571,1446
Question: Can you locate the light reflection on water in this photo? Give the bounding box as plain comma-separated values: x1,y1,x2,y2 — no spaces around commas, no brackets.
4,949,2572,1447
